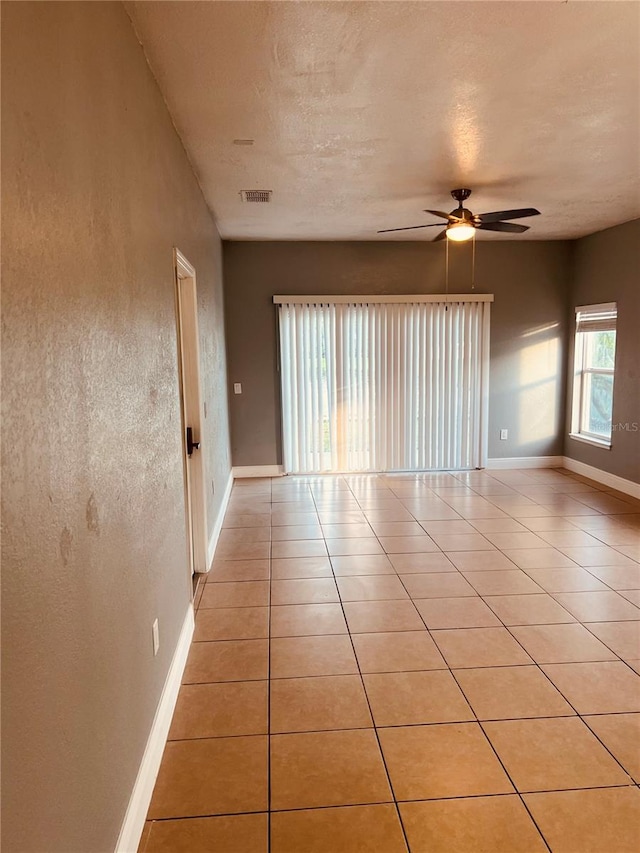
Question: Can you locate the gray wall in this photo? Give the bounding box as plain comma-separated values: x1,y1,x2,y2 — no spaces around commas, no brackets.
564,219,640,484
223,240,571,467
1,3,231,851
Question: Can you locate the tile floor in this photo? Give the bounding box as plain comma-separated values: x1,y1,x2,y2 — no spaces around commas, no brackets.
140,468,640,852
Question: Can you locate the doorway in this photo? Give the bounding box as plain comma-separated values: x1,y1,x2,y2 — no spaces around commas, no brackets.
174,249,208,579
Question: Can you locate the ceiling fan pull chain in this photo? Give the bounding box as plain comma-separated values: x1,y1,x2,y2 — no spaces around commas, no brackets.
445,236,449,307
472,232,476,291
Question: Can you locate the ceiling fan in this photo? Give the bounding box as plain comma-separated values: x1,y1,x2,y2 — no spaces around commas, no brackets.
378,188,540,242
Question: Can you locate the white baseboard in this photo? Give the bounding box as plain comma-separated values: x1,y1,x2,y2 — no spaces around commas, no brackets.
562,456,640,500
115,604,195,853
206,470,234,571
487,456,564,470
232,465,284,478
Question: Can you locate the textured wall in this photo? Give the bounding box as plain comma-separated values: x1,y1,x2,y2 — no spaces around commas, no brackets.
223,240,570,467
564,219,640,484
1,3,231,852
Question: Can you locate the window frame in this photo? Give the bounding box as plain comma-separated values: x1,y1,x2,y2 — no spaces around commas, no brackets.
570,302,617,449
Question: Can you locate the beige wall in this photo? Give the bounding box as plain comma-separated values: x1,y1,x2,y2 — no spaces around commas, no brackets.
1,3,231,851
564,219,640,484
223,240,571,467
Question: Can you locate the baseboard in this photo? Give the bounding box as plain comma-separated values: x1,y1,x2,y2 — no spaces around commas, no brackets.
562,456,640,500
206,470,234,571
115,604,194,853
486,456,564,470
232,465,285,478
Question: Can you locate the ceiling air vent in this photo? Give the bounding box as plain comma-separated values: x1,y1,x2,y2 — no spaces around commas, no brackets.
241,190,272,203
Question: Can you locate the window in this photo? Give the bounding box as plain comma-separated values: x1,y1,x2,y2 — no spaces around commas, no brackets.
275,295,492,473
571,303,617,447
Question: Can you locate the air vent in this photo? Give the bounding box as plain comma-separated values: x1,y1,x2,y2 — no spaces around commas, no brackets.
241,190,272,203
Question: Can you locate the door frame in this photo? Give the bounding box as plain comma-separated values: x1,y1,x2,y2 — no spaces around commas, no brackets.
174,248,208,577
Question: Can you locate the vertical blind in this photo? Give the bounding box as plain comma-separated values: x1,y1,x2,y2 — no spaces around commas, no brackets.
277,297,491,473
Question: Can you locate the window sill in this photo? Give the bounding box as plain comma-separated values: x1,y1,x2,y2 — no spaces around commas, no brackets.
569,433,612,450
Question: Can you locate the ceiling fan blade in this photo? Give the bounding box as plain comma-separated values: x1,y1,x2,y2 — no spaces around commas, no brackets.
423,209,456,220
477,222,529,233
476,208,540,223
377,224,445,233
433,229,448,241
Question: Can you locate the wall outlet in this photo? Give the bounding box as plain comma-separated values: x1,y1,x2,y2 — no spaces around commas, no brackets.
500,429,508,440
233,382,242,394
152,618,160,656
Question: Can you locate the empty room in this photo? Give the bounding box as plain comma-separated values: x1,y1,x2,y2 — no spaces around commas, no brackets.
2,1,640,852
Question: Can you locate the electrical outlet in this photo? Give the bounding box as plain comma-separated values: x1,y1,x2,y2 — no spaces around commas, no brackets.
500,429,508,440
233,383,242,394
152,619,160,656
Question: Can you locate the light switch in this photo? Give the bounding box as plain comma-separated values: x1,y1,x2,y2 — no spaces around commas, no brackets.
500,429,508,440
234,383,242,394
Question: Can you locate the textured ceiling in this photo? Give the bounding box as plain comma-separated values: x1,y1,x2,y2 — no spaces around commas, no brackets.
127,1,640,240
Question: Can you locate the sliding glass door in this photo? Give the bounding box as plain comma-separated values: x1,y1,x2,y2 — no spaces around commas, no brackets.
277,296,491,473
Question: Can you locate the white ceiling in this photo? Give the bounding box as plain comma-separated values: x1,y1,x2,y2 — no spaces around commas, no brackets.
127,1,640,241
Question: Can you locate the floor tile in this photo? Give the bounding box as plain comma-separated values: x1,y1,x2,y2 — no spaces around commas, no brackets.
509,623,617,663
352,630,446,672
583,713,640,782
447,550,518,571
431,627,533,668
321,523,374,539
218,527,271,544
343,600,425,633
586,620,640,658
194,606,269,641
503,548,578,569
432,533,496,551
463,570,543,596
420,519,477,535
524,787,640,853
552,590,640,622
620,589,640,606
482,717,631,792
144,813,268,853
270,603,347,637
415,596,501,629
399,795,547,853
272,540,328,559
271,805,408,853
585,564,640,589
378,723,513,800
378,535,440,554
363,670,474,726
559,545,637,567
270,729,392,810
271,577,339,605
400,572,477,599
326,537,384,556
484,593,576,626
200,581,270,609
331,554,395,575
214,539,272,560
271,525,323,541
319,510,368,524
520,516,582,532
183,639,269,683
540,660,640,713
148,736,268,818
270,675,373,733
207,559,270,582
388,552,456,573
454,665,574,720
270,556,333,580
223,512,271,527
336,574,409,601
537,530,605,548
523,567,609,592
270,634,358,678
169,681,268,739
484,531,550,549
271,511,319,527
369,521,425,537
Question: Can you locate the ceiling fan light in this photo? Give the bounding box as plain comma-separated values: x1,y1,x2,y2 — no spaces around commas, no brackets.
446,222,475,242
